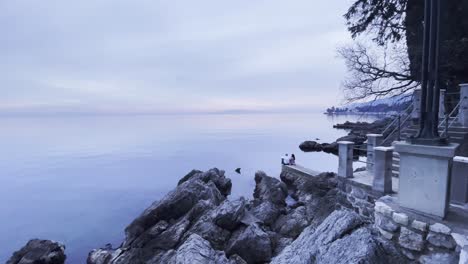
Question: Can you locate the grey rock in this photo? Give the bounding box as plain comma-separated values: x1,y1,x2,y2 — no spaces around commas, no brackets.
427,232,457,249
229,254,247,264
429,223,451,235
253,171,287,206
321,142,339,155
299,141,323,152
419,252,459,264
226,223,272,264
87,248,124,264
250,200,283,226
7,239,66,264
400,248,418,260
375,213,399,232
124,168,229,246
271,210,363,263
177,169,203,186
273,237,293,256
183,211,231,250
399,227,425,251
272,210,405,264
315,227,401,264
213,198,246,231
143,218,190,250
273,206,309,238
157,234,234,264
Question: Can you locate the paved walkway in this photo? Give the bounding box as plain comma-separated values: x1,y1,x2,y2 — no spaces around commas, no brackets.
353,170,399,193
282,164,321,177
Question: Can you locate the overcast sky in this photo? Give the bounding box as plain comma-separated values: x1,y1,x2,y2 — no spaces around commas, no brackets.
1,0,352,114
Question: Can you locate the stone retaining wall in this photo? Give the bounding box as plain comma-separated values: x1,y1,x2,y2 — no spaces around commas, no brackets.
336,177,383,221
374,199,466,263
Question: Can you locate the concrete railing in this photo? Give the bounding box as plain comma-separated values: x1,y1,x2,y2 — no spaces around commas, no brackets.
451,156,468,205
372,146,393,194
338,141,354,178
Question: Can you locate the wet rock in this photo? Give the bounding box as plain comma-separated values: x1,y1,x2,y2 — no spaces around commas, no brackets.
322,142,339,154
7,239,66,264
299,141,323,152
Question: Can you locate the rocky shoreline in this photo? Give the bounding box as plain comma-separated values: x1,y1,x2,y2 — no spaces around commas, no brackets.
299,117,392,156
7,168,408,264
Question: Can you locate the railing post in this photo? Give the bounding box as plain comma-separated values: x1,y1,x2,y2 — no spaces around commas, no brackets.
338,141,354,178
439,89,446,118
366,134,383,172
373,146,393,194
451,156,468,204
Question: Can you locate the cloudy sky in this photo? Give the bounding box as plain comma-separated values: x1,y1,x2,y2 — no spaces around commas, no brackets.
1,0,352,114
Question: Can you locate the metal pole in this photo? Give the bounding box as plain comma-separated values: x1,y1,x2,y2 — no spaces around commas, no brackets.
398,115,401,141
445,113,449,138
410,0,447,146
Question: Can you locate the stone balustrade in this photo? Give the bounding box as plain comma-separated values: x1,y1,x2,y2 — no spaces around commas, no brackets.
338,141,354,178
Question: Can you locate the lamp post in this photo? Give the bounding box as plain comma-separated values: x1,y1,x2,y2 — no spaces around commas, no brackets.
409,0,447,146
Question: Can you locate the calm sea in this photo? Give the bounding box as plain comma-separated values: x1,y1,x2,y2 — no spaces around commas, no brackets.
0,112,377,263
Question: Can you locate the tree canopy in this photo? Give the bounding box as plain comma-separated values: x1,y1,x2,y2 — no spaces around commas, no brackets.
342,0,468,102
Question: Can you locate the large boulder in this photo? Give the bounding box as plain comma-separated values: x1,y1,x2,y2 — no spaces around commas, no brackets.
253,171,287,206
149,234,235,264
124,168,231,246
7,239,66,264
299,141,323,152
273,206,309,238
271,210,406,264
226,223,273,264
213,198,247,231
182,211,231,250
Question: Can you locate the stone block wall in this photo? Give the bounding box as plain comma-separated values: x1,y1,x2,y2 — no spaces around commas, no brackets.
374,200,465,263
336,177,383,221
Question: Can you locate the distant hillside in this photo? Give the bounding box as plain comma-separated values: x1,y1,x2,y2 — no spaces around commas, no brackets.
325,94,411,114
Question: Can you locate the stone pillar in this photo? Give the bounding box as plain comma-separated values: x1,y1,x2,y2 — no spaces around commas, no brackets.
412,89,422,120
367,134,383,172
439,89,446,118
338,141,354,178
460,84,468,127
394,142,459,218
373,146,393,194
451,156,468,205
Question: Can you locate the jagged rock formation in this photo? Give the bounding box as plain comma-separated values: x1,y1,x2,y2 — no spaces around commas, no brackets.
272,210,405,264
85,168,407,264
6,239,66,264
8,167,409,264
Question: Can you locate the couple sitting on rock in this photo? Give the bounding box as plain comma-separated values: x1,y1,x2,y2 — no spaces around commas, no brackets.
281,153,296,165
